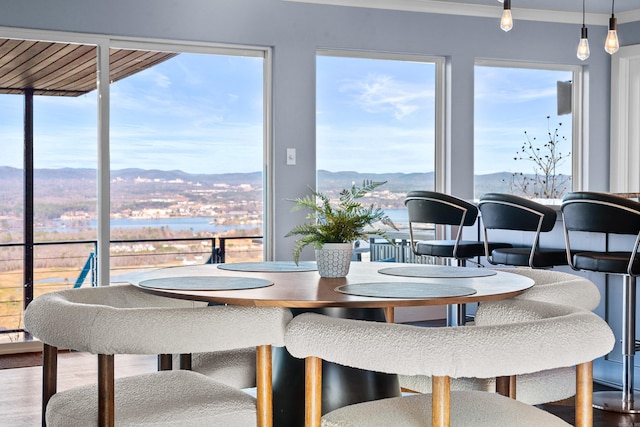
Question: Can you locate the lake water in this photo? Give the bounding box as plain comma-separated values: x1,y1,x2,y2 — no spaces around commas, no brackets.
48,217,259,234
42,209,408,234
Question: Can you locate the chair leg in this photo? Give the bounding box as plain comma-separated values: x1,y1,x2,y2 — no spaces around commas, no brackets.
432,375,451,427
256,345,273,427
593,275,640,413
496,375,516,399
305,356,323,427
157,354,172,371
179,353,192,370
575,361,593,427
42,343,57,427
384,307,394,323
446,304,466,326
98,354,115,427
447,259,467,326
622,275,636,407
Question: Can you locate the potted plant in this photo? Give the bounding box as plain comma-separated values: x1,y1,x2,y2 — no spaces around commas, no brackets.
285,180,398,277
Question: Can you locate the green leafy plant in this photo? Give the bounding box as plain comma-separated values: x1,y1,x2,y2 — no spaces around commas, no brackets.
285,180,398,264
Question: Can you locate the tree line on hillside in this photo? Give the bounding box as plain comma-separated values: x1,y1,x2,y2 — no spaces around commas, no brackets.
0,166,569,223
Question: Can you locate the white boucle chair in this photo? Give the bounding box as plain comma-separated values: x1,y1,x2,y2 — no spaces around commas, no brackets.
24,284,292,427
400,268,602,404
118,270,259,390
188,348,257,389
285,300,614,427
488,267,601,309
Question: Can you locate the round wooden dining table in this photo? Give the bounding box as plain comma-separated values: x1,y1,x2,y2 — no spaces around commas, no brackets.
129,261,534,427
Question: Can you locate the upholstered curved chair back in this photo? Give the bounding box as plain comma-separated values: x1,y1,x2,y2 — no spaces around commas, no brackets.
405,191,478,227
561,191,640,413
562,191,640,276
287,302,610,379
399,269,601,406
286,301,614,427
489,268,600,311
404,191,491,326
25,284,290,355
562,191,640,235
478,193,566,268
24,284,292,427
404,190,512,268
479,193,557,232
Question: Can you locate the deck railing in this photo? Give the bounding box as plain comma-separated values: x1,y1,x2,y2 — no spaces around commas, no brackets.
0,235,263,335
0,232,435,339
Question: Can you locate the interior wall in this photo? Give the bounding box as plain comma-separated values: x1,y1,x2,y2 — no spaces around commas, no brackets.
620,21,640,44
0,0,614,261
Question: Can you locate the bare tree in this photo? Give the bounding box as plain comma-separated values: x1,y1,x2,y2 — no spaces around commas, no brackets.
506,116,571,199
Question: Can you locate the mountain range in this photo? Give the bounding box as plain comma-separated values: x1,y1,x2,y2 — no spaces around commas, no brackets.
0,166,568,220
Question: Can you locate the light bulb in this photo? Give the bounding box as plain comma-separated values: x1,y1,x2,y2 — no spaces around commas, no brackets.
605,16,619,54
500,9,513,32
577,27,590,61
577,38,590,61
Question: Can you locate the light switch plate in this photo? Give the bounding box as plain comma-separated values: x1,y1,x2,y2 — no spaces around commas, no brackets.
287,148,296,165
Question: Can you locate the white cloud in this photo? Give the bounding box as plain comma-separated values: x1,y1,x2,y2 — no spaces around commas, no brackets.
340,74,432,120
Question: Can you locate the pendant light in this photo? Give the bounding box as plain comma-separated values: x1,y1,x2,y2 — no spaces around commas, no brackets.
500,0,513,32
577,0,590,60
604,0,619,54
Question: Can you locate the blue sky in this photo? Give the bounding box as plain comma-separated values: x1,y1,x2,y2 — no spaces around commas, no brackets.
474,66,573,176
0,52,572,176
317,55,435,174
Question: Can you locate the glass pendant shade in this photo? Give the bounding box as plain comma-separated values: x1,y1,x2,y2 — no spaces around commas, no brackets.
577,27,590,60
500,0,513,32
605,17,619,54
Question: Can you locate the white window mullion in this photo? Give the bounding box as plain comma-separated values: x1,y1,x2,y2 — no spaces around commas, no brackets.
97,41,111,286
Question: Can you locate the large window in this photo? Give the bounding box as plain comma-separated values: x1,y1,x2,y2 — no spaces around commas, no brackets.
0,35,268,339
0,39,99,334
474,61,581,202
109,47,265,275
316,51,442,228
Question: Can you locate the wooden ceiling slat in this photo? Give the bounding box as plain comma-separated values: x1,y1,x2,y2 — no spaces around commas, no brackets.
34,47,96,91
0,39,31,59
2,43,72,89
110,51,178,83
0,39,176,97
33,45,95,90
0,40,40,81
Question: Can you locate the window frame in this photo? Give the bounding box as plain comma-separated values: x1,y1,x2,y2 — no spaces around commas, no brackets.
316,49,447,191
474,59,584,195
0,27,273,290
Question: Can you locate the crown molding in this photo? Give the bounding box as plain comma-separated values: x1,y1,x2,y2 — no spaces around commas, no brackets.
623,8,640,25
283,0,640,25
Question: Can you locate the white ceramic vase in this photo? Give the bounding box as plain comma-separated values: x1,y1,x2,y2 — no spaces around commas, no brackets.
315,242,353,278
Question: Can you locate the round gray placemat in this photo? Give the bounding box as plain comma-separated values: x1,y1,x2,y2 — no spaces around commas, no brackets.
378,265,497,278
139,276,273,291
217,261,317,272
335,282,477,299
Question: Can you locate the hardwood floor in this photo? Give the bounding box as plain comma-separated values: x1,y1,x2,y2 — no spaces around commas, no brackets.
540,384,640,427
0,350,637,426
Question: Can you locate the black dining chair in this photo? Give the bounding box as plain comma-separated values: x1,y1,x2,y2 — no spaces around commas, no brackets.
405,191,510,266
404,191,511,325
478,193,567,268
562,191,640,413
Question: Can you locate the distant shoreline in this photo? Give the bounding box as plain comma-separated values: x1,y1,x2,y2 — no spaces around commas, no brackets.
0,209,409,234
